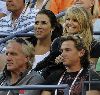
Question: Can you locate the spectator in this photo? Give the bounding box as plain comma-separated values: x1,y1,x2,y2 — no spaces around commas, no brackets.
57,5,100,70
34,5,92,74
0,0,51,34
0,0,52,72
0,38,44,95
49,0,100,38
63,5,92,52
0,0,38,34
74,0,98,13
34,5,100,79
41,35,100,95
27,9,63,69
55,5,100,65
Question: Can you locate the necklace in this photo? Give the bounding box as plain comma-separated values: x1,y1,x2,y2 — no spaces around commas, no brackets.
55,68,83,95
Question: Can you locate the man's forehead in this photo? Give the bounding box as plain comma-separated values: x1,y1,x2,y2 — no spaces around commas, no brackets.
6,42,22,49
61,41,75,48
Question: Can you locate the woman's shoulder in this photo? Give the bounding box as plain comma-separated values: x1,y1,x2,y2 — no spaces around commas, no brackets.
51,37,61,51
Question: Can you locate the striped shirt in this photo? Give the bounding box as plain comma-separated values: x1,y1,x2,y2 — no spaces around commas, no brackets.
0,7,39,34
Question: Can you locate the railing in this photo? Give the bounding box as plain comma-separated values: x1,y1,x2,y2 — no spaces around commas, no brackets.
0,33,34,38
0,32,99,38
82,81,100,95
0,84,69,95
0,26,34,44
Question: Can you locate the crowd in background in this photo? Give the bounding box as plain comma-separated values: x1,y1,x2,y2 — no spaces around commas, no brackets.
0,0,100,95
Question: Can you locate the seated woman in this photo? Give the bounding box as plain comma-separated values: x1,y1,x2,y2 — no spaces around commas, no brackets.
27,9,63,69
35,5,100,79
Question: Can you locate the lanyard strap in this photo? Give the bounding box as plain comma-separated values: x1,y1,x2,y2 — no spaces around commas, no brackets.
55,68,83,95
69,68,83,95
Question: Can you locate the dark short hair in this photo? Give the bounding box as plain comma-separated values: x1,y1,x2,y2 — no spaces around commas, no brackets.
60,35,90,68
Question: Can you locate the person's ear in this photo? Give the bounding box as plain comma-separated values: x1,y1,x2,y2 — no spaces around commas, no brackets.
51,27,55,32
50,28,54,35
25,56,30,63
79,49,85,57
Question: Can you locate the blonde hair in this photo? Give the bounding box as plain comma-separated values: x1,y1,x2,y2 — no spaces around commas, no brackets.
63,5,93,52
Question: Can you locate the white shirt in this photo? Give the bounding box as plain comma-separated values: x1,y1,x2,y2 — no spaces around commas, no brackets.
32,51,50,69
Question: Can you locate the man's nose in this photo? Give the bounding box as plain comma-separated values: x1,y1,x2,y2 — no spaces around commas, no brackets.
36,23,42,28
6,54,12,61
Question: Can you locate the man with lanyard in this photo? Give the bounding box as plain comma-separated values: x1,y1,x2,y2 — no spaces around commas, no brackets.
41,35,100,95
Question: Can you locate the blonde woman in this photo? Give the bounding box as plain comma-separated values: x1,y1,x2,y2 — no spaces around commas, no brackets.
63,5,92,52
35,5,93,78
34,5,100,79
55,5,100,65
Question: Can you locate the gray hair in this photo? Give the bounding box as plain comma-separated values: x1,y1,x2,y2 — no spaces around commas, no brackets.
6,38,35,66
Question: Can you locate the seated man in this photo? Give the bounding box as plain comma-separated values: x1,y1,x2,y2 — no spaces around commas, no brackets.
0,0,38,34
41,35,100,95
0,38,44,95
